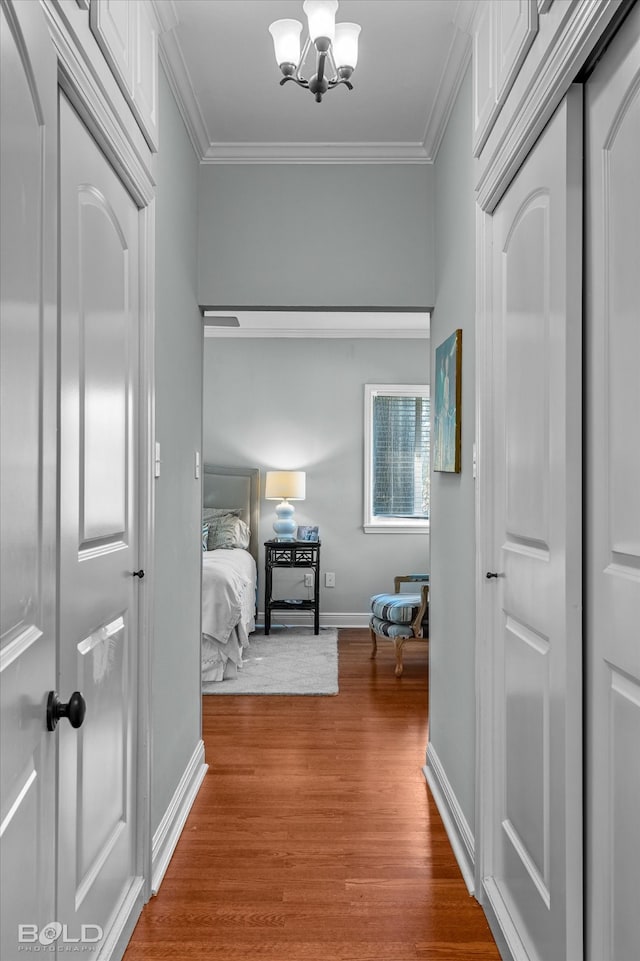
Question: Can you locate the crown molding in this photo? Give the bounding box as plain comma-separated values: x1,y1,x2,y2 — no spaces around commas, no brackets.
150,0,178,34
157,1,475,166
202,309,430,338
200,142,433,165
422,18,473,161
153,0,210,159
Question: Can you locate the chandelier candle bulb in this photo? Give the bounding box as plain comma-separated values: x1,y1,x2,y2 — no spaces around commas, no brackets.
303,0,338,46
333,22,361,73
268,19,302,72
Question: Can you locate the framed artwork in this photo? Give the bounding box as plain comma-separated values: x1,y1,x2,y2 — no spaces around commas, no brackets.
297,525,319,542
433,329,462,473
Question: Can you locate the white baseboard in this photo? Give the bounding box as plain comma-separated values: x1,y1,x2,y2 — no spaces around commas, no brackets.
97,877,145,961
257,611,370,629
151,739,208,895
481,877,528,961
423,745,475,894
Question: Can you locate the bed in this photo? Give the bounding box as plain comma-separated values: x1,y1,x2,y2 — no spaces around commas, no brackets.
201,465,260,686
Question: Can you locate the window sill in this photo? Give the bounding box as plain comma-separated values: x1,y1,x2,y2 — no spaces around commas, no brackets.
363,523,430,535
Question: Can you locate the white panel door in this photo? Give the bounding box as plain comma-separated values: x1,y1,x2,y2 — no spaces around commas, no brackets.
58,93,141,943
488,88,582,961
0,2,58,957
585,6,640,960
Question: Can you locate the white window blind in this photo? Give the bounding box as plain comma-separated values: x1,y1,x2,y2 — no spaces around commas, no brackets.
373,394,430,518
364,385,430,533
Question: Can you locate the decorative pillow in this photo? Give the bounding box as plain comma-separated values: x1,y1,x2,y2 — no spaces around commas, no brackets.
202,506,241,524
207,513,251,551
202,524,209,551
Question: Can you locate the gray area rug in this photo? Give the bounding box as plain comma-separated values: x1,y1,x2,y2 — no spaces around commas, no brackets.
203,626,338,695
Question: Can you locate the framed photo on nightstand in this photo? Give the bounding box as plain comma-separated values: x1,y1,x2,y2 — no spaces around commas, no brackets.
297,525,319,542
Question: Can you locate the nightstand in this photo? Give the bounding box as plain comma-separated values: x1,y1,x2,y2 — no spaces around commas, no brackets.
264,540,321,635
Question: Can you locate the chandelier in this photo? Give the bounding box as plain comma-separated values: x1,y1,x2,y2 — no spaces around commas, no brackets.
268,1,361,103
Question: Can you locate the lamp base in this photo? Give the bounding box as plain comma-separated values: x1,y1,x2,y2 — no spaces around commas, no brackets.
273,499,297,541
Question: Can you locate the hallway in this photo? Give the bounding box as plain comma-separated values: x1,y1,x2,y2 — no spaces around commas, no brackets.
124,630,499,960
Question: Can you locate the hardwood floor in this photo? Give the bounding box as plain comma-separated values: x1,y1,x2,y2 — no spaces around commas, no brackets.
124,629,500,961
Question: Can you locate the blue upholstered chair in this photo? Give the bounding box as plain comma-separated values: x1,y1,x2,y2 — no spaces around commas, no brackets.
369,575,429,677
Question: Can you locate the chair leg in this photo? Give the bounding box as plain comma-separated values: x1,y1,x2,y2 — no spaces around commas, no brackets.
393,638,405,677
370,627,378,659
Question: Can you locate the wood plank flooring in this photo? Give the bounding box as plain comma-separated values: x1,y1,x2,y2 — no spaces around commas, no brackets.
124,629,500,961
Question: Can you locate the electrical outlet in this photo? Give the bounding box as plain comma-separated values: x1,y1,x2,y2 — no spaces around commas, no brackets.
325,572,336,588
304,573,313,587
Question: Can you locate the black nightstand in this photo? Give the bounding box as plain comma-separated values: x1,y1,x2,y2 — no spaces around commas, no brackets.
264,540,321,635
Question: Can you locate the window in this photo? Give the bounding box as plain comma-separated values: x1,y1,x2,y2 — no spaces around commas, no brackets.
364,384,430,533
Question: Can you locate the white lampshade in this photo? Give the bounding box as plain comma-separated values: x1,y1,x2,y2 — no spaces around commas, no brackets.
303,0,338,44
265,470,306,501
333,22,361,69
268,19,302,66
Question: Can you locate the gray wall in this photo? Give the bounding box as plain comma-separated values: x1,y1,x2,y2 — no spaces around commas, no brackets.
197,165,435,309
152,69,203,833
203,337,430,620
429,67,476,833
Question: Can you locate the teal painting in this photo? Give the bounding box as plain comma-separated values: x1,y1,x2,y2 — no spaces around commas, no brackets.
433,329,462,473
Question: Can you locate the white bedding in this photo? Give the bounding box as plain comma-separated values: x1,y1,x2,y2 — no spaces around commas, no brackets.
201,548,257,685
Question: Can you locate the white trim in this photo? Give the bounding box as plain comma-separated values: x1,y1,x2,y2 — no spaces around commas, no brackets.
476,0,619,211
201,141,433,165
138,198,156,898
156,5,209,160
258,612,371,629
95,877,145,961
425,13,473,162
204,327,430,340
481,877,530,961
423,747,475,895
475,202,495,899
363,523,430,534
203,310,430,340
43,0,155,206
363,384,431,533
151,740,208,896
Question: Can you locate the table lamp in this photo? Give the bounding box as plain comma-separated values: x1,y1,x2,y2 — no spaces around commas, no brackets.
265,470,306,541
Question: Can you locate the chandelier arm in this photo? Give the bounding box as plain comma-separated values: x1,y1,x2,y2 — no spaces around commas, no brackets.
327,77,354,91
280,75,310,89
295,34,312,84
326,44,338,84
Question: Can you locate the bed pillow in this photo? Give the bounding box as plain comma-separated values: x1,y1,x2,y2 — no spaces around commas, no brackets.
206,513,251,551
202,523,209,551
202,506,241,524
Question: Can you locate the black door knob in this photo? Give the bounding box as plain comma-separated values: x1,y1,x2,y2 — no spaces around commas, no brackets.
47,691,86,732
132,569,145,578
486,571,503,579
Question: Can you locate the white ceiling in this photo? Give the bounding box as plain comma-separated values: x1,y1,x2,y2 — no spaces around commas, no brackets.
156,0,476,164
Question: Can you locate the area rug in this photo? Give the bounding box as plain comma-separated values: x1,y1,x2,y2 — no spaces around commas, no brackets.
203,626,338,695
